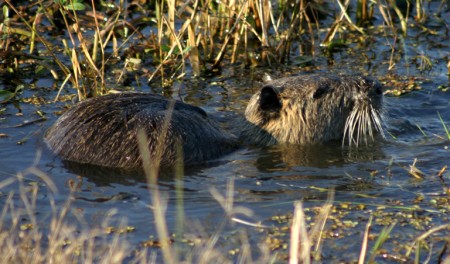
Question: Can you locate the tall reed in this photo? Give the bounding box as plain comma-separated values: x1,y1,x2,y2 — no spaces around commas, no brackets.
1,0,430,98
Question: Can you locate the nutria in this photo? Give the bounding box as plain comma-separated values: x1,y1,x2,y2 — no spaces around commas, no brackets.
44,93,238,168
240,74,383,146
44,74,383,169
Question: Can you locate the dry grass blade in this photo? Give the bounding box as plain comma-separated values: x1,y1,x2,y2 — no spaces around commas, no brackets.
437,165,447,178
310,191,333,261
321,21,341,47
231,217,269,228
210,177,254,218
390,0,409,35
255,0,270,47
359,213,373,264
0,169,135,263
187,22,201,76
4,0,71,79
409,158,425,179
405,223,450,258
167,0,176,45
213,3,248,68
322,0,364,46
336,0,364,35
289,201,310,264
137,99,177,263
356,0,368,24
447,59,450,75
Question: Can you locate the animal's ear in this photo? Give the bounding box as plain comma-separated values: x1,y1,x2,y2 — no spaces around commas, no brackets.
312,85,332,99
260,85,281,111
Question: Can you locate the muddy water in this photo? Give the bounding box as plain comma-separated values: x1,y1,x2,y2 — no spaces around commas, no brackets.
1,14,450,264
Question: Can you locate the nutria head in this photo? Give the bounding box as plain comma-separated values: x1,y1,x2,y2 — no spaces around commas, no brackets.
240,74,383,146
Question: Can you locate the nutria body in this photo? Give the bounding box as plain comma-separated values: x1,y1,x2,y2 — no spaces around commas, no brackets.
44,93,238,168
45,74,383,169
241,74,383,146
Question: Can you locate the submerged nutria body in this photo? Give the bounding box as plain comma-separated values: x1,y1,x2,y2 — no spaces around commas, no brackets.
45,74,383,169
45,93,238,168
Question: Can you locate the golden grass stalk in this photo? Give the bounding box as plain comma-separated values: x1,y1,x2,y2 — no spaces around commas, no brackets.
447,57,450,75
59,3,105,97
415,0,425,22
4,0,117,98
289,201,310,264
356,0,368,25
166,0,176,46
4,0,430,89
409,158,425,179
210,178,254,219
255,0,271,47
289,191,334,263
137,99,177,263
187,23,201,76
4,0,71,80
390,0,409,36
359,213,373,264
0,169,135,263
405,223,450,258
213,3,249,68
322,0,366,48
310,191,333,261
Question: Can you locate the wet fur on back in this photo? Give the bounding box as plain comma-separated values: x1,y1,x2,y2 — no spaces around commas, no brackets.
45,93,238,168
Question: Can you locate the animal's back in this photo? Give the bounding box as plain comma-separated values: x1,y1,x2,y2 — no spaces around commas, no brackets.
45,93,238,168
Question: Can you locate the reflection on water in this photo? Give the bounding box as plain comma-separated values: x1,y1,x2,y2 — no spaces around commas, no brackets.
254,141,385,171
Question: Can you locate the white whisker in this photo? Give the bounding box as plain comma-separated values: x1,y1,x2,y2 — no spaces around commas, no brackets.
343,103,384,147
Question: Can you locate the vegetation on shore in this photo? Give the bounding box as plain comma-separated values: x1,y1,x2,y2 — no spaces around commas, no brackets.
1,0,448,101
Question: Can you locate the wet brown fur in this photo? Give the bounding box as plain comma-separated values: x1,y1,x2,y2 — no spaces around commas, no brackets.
45,74,383,169
241,74,383,146
45,93,238,168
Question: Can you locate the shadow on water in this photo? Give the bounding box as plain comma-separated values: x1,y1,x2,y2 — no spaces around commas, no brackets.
60,130,385,183
61,158,232,186
56,133,386,205
225,140,386,201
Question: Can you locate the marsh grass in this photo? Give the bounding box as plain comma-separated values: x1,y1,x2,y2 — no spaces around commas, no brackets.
0,166,283,263
0,159,448,263
0,168,137,263
0,0,440,98
437,111,450,140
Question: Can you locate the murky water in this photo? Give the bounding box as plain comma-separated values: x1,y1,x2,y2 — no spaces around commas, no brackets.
1,4,450,263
